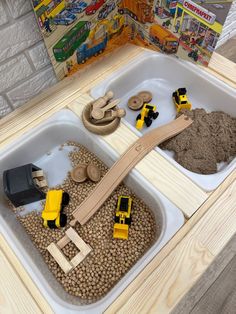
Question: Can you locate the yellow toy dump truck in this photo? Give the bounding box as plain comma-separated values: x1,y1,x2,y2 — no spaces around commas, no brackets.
172,88,192,112
42,190,69,229
136,103,159,130
113,196,132,240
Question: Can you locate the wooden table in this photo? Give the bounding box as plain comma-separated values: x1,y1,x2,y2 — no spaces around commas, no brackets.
0,45,235,313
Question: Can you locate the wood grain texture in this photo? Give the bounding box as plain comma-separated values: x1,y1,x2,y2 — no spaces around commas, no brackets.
0,234,53,314
105,171,236,314
208,53,236,86
0,249,42,314
68,97,208,218
191,254,236,314
109,239,214,314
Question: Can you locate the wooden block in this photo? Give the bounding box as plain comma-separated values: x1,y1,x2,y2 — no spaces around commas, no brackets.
47,243,72,274
65,227,91,256
33,179,47,188
70,252,86,268
32,170,44,178
57,234,70,249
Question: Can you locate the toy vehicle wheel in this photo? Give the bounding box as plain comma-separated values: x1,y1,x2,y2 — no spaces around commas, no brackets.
172,91,177,97
136,114,141,121
114,216,120,223
47,220,57,229
60,213,67,227
152,112,159,119
62,192,70,206
144,117,152,127
125,216,132,225
194,55,198,61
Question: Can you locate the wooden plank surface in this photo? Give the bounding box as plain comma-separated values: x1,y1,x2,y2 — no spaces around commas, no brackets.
105,172,236,313
68,97,208,218
0,249,42,314
0,234,53,314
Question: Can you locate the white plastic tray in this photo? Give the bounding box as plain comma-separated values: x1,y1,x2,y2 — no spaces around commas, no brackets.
0,109,184,314
91,50,236,191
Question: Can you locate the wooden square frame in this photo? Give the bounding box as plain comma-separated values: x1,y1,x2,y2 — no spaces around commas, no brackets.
47,227,92,274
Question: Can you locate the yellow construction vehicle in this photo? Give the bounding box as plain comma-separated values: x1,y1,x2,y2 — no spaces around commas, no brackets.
113,196,132,240
42,190,69,229
88,13,125,42
172,88,192,112
136,103,159,130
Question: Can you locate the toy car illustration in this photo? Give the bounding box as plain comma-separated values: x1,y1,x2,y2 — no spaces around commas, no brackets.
113,196,132,240
53,10,77,25
188,49,199,62
172,88,192,112
66,0,87,14
85,0,105,15
98,1,116,19
136,104,159,130
42,190,69,229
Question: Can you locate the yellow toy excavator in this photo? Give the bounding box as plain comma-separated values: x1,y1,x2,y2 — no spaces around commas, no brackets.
88,13,125,42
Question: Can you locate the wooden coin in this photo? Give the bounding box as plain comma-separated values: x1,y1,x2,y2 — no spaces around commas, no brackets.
137,91,152,103
86,164,101,182
71,164,88,183
128,96,143,110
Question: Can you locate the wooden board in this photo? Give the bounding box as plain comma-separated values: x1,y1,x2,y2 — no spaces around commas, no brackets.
0,234,53,314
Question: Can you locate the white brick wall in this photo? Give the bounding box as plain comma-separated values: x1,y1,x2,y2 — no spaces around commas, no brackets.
0,0,57,119
0,0,235,119
217,0,236,47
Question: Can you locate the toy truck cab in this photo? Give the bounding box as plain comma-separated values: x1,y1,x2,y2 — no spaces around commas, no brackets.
172,88,192,112
113,196,132,240
136,103,159,130
42,190,69,229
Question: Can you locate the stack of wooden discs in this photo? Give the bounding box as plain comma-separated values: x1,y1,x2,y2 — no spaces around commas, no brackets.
128,91,153,110
71,163,101,183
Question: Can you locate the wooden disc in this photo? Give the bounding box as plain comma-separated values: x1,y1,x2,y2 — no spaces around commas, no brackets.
71,164,87,183
86,164,101,182
128,96,143,110
137,91,152,103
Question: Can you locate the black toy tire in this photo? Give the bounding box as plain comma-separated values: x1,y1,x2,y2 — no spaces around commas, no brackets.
194,55,198,61
136,113,141,121
62,192,70,206
148,110,154,118
153,112,159,119
47,220,57,229
60,213,67,227
114,216,120,223
125,216,132,225
144,117,152,127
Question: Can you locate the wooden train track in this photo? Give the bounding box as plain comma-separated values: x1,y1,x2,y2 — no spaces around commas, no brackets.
72,114,192,225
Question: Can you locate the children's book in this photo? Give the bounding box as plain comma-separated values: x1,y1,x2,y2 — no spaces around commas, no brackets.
31,0,233,80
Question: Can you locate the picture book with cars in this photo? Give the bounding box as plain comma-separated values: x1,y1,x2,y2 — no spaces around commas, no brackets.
31,0,234,80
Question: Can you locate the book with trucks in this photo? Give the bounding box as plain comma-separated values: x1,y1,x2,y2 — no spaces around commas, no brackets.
31,0,234,80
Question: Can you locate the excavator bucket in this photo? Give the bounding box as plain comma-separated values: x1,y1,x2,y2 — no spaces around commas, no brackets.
113,223,129,240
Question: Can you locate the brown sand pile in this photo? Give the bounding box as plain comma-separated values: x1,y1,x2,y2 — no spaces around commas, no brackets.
17,142,158,302
160,109,236,174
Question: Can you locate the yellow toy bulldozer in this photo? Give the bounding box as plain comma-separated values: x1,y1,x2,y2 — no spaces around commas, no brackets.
113,196,132,240
42,190,69,229
136,104,159,130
